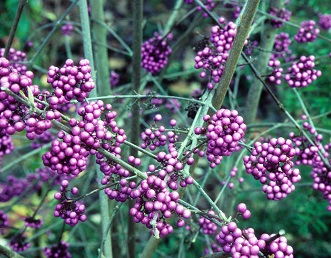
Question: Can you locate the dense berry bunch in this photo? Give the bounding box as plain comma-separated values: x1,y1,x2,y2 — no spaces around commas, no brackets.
272,32,292,60
198,210,218,235
110,70,120,88
260,233,294,257
140,114,167,150
0,48,28,74
294,20,320,43
216,222,294,257
0,58,50,139
243,137,301,200
31,130,56,149
141,33,172,74
267,59,283,85
284,55,321,88
156,143,194,190
9,234,30,252
184,0,215,17
61,22,74,36
42,134,90,177
47,59,95,103
194,17,236,90
0,129,14,168
0,210,8,234
43,241,71,258
0,175,31,202
203,241,222,255
268,7,292,28
130,175,191,238
53,180,87,226
195,109,246,168
318,13,331,30
24,216,43,228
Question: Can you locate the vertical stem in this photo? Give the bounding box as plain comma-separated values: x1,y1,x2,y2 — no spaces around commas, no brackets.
90,0,111,98
78,0,96,83
128,1,143,258
79,1,112,257
4,0,28,57
211,0,261,110
242,0,283,125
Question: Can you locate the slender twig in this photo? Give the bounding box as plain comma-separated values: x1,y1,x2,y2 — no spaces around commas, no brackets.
4,0,28,57
0,244,25,258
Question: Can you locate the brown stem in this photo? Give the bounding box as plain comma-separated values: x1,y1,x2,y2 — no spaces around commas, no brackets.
4,0,28,57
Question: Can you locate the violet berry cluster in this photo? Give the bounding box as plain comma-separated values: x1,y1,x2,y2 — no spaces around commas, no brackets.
284,55,322,88
110,70,120,88
271,32,292,60
268,7,292,28
195,109,246,168
0,210,8,234
243,137,301,200
9,234,31,252
43,241,71,258
294,20,320,43
24,216,43,228
61,22,74,36
0,48,28,74
0,129,14,169
184,0,215,17
47,58,95,103
198,210,218,235
194,17,237,90
130,175,191,238
53,180,87,226
140,114,167,151
318,13,331,30
141,32,172,74
267,59,283,85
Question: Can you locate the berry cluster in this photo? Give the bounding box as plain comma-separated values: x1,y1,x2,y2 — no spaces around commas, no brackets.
195,109,246,168
24,216,43,228
243,137,301,200
53,180,87,226
194,17,237,90
9,234,31,252
198,210,218,235
267,59,283,85
0,58,50,139
31,130,56,149
140,114,167,151
0,48,28,74
43,241,71,258
61,22,74,36
268,7,292,28
0,210,8,234
294,20,320,43
184,0,215,17
271,32,292,60
284,55,322,88
110,70,120,88
47,59,95,103
318,13,331,30
0,129,14,169
141,32,172,74
130,175,191,238
216,222,294,257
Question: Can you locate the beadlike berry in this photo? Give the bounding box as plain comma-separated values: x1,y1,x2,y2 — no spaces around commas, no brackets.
268,7,292,28
194,17,237,90
43,241,71,258
195,109,246,168
284,55,321,88
141,33,172,75
243,137,301,200
294,20,320,43
318,13,331,30
62,22,74,36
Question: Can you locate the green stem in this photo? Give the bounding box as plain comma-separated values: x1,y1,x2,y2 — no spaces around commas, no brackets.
4,0,28,57
243,0,283,125
211,0,261,110
128,1,143,257
0,244,25,258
